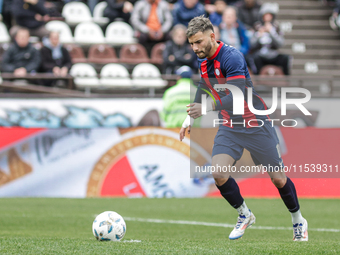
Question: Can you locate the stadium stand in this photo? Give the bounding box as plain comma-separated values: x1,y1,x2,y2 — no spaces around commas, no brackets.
69,63,99,88
92,1,109,26
62,2,92,26
0,22,10,43
103,0,133,25
162,24,196,75
132,63,168,88
45,21,74,44
65,44,87,63
261,0,340,77
74,22,105,44
100,63,132,87
259,65,285,77
130,0,173,47
258,64,288,87
88,44,118,64
105,21,136,46
120,44,150,64
150,42,166,65
0,0,339,94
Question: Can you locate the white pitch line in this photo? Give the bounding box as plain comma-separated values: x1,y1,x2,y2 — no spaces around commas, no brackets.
124,217,340,233
122,240,142,243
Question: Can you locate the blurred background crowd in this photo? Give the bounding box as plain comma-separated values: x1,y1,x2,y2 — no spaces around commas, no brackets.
0,0,339,92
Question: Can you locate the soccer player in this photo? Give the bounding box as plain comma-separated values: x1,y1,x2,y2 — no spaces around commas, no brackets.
179,15,308,241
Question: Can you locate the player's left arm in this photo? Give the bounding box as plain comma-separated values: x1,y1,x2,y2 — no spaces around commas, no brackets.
213,52,247,111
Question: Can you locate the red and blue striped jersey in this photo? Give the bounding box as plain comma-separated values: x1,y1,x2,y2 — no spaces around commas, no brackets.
194,41,270,130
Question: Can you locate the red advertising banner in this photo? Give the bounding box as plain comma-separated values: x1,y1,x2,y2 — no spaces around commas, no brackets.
0,127,339,198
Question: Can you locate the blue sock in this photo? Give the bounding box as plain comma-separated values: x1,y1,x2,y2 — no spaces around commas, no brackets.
278,177,300,213
216,177,244,209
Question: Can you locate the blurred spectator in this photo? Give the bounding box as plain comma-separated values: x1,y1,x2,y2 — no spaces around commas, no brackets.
201,0,217,16
235,0,261,31
250,3,290,75
104,0,134,24
1,0,13,30
329,0,340,30
172,0,205,27
209,0,227,26
10,0,50,40
1,28,40,76
213,25,220,41
40,31,72,86
161,65,197,128
219,7,249,56
43,0,62,18
86,0,99,15
163,24,196,74
225,0,237,5
63,0,98,15
130,0,173,48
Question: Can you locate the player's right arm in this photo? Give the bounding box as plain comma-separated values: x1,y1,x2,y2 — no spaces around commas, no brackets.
180,77,208,141
193,79,209,104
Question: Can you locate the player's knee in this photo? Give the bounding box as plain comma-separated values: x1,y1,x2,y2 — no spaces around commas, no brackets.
271,177,287,188
214,178,230,186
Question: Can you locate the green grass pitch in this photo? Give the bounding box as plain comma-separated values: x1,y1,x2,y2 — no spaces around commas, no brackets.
0,198,339,254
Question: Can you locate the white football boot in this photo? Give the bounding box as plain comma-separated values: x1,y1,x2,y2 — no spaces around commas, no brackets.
229,210,256,240
293,218,308,241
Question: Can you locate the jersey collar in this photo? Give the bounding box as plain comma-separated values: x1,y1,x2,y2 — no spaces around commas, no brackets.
207,41,224,60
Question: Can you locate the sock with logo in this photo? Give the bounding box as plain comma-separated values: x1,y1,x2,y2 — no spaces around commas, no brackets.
236,201,251,217
277,177,300,214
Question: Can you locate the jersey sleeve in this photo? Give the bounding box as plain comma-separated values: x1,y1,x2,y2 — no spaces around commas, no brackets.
214,51,247,111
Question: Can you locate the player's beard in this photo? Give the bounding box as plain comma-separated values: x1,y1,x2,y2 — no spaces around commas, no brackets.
197,41,213,59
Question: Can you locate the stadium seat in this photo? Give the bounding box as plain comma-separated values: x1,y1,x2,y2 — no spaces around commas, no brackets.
150,42,166,65
259,65,284,76
74,22,105,44
0,43,9,63
0,22,10,43
132,63,167,88
46,21,74,44
88,44,118,64
93,2,109,26
120,44,149,64
64,44,87,63
70,63,99,87
105,21,136,45
100,63,132,87
62,2,92,26
259,65,287,87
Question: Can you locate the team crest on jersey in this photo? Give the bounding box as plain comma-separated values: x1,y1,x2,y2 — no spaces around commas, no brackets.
215,68,221,77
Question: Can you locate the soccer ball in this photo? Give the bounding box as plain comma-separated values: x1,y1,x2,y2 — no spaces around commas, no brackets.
92,211,126,241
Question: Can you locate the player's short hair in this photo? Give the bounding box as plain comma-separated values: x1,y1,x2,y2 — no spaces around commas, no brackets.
186,15,214,38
